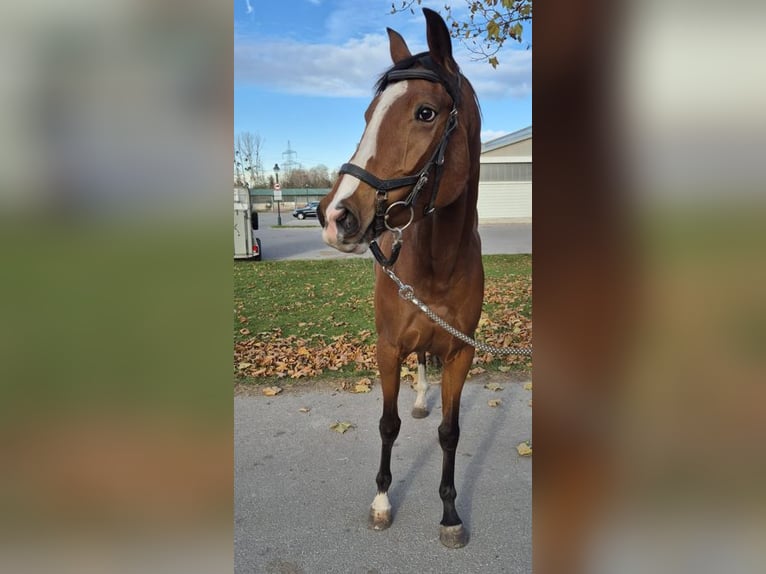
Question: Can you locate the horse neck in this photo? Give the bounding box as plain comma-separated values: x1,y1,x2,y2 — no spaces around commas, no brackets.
407,177,480,279
406,88,481,278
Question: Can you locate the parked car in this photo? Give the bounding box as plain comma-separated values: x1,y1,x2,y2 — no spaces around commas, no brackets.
292,201,320,220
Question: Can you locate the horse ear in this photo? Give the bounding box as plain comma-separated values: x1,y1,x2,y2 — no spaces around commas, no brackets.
423,8,456,73
387,28,412,64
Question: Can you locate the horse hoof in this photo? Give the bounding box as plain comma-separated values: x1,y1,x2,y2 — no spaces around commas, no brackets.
411,407,429,419
439,524,468,548
368,508,392,531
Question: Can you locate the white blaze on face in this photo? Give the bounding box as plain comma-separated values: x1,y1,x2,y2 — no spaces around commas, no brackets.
322,81,409,246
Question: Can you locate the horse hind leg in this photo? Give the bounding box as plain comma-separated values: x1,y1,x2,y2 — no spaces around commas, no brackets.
411,352,430,419
369,341,402,530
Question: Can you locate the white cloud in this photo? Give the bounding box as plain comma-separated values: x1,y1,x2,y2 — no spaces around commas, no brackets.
235,34,393,98
234,32,532,101
459,50,532,100
245,0,253,15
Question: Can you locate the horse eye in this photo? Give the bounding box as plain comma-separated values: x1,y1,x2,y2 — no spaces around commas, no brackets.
416,106,437,122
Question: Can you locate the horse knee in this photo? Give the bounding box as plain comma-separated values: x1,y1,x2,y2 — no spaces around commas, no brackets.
438,422,460,451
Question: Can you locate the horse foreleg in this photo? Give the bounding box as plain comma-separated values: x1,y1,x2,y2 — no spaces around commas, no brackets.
369,340,402,530
411,351,429,419
437,345,474,548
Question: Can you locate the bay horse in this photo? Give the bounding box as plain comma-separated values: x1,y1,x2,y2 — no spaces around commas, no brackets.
317,8,483,548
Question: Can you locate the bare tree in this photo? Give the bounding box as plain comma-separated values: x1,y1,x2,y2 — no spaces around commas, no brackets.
234,132,265,187
309,164,332,188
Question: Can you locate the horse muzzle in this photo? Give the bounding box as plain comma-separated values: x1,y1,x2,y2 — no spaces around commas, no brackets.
320,201,374,254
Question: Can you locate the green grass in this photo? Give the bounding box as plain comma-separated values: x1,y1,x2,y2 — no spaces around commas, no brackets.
483,253,532,279
234,258,377,342
234,254,532,383
234,255,531,341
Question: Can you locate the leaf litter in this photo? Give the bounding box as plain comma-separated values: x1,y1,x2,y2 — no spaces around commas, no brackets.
234,264,531,381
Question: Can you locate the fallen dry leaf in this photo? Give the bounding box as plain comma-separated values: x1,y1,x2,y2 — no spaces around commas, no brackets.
298,407,311,413
400,366,416,381
488,399,502,407
523,382,533,391
262,386,282,396
484,382,504,392
233,269,531,380
330,421,354,434
516,441,532,456
237,362,252,370
351,377,372,393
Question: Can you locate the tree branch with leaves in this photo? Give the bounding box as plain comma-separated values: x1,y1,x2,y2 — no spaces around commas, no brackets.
391,0,531,68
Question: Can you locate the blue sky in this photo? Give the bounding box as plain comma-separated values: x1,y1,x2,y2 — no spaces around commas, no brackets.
234,0,531,175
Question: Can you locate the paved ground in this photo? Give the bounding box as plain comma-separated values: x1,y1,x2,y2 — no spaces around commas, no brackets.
252,212,531,261
235,375,532,574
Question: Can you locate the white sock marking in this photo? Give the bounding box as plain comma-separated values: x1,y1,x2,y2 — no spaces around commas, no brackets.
371,492,392,513
413,362,428,411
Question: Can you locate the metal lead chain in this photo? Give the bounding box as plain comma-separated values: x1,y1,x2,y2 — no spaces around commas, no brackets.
382,267,533,358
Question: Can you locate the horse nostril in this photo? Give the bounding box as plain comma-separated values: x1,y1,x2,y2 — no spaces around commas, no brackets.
337,208,359,236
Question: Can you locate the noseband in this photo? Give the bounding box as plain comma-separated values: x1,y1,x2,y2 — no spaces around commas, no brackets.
338,66,461,267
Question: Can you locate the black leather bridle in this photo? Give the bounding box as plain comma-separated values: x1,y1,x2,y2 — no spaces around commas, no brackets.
338,65,461,267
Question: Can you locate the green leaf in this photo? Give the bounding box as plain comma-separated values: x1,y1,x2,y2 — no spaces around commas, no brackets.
488,56,499,69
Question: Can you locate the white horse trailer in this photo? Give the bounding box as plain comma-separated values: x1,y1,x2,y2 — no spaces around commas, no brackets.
234,188,261,260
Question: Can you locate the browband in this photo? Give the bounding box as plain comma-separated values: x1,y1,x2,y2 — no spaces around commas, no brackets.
385,68,460,103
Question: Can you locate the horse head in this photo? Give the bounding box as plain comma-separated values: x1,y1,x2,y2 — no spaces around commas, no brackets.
318,8,479,255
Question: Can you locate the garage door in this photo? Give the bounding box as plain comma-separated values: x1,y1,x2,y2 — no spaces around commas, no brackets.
477,181,532,220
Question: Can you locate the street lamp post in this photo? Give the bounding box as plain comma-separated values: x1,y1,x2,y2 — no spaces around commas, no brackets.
273,163,282,226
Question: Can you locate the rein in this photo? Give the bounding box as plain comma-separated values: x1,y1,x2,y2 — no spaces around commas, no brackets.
382,266,534,358
338,66,460,267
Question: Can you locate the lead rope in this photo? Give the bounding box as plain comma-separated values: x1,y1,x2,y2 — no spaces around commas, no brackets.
381,266,533,358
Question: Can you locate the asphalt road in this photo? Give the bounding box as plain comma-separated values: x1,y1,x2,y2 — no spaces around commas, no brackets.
235,375,532,574
251,212,531,261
